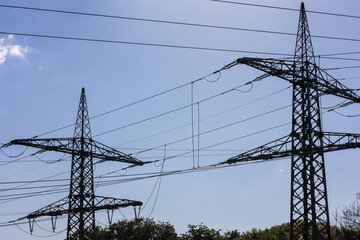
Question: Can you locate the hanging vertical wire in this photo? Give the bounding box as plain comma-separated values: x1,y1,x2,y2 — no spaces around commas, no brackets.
148,145,166,218
197,102,200,168
140,145,167,215
191,82,195,168
318,55,325,131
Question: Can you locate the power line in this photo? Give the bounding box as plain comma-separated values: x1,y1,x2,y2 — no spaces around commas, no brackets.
210,0,360,19
116,86,291,147
0,31,294,55
324,65,360,71
136,122,291,165
2,4,360,43
320,51,360,57
131,105,291,157
93,78,264,138
1,31,360,61
0,120,290,199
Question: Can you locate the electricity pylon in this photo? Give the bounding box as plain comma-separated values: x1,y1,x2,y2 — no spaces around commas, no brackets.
216,3,360,240
3,88,143,240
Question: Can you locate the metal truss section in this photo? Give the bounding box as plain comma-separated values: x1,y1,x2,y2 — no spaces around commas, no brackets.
290,3,329,239
18,196,142,220
219,57,360,103
7,138,142,165
223,135,292,164
221,132,360,165
68,88,95,240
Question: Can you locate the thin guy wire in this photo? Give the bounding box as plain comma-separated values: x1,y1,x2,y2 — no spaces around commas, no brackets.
197,102,200,168
191,83,195,168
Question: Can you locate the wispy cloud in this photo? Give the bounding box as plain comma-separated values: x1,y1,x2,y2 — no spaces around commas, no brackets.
0,35,29,64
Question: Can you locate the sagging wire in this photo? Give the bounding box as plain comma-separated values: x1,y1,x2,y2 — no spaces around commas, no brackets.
200,71,222,83
13,220,66,238
130,75,268,158
33,152,67,164
191,72,222,168
235,82,253,93
0,146,28,158
130,122,291,169
140,145,166,217
148,146,166,218
35,220,57,233
331,110,360,117
116,86,291,148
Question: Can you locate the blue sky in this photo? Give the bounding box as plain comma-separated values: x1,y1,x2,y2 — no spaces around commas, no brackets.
1,0,360,239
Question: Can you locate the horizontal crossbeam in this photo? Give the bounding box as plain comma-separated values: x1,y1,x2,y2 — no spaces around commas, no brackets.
3,138,143,165
18,196,142,220
218,57,360,104
221,132,360,165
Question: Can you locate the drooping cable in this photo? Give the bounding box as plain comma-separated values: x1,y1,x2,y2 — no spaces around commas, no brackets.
131,105,291,157
148,146,166,218
116,86,291,147
94,75,266,138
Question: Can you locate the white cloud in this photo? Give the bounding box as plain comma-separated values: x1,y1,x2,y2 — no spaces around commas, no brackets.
0,35,29,64
9,45,28,58
0,46,8,64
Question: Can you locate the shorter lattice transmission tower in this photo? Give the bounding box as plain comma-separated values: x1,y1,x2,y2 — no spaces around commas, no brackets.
3,88,143,240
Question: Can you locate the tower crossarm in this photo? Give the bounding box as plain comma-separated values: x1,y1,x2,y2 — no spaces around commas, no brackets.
321,131,360,151
221,135,293,165
4,137,143,165
220,131,360,165
18,196,142,220
91,140,143,165
219,57,360,103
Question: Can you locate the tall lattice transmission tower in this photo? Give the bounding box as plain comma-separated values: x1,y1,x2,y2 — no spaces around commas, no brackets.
3,88,144,240
216,2,360,239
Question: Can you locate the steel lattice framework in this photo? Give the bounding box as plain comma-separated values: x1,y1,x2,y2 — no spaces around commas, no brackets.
4,88,143,240
216,3,360,240
290,4,329,239
68,88,95,240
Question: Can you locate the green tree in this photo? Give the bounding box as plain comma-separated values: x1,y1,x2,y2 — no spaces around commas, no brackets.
179,223,222,240
95,218,177,240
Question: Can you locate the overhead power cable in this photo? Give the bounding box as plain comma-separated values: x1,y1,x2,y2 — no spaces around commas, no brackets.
1,4,360,43
0,120,290,200
324,65,360,70
116,86,291,147
0,31,358,63
210,0,360,19
320,51,360,57
0,31,294,55
93,77,265,138
130,105,291,157
135,122,291,166
14,71,219,139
